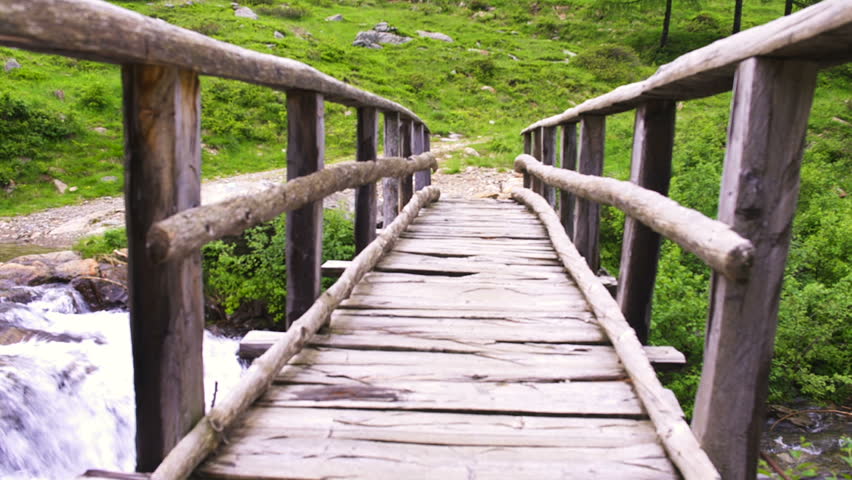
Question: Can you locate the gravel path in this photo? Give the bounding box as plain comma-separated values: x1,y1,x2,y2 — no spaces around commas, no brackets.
0,136,523,248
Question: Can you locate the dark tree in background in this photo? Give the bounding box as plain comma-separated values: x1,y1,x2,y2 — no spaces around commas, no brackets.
661,0,674,46
732,0,743,33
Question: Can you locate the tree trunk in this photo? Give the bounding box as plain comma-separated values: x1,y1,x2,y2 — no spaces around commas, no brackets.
785,0,794,15
660,0,673,47
732,0,743,33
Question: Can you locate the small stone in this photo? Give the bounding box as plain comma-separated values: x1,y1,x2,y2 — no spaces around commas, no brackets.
489,120,495,125
344,110,353,116
563,49,578,57
374,21,393,33
53,179,68,194
417,30,453,42
467,48,490,55
54,90,65,101
93,127,108,134
463,147,481,157
69,186,78,192
508,54,519,61
481,85,496,93
4,59,21,72
164,2,174,7
100,175,118,183
325,14,344,22
274,30,285,39
234,6,257,19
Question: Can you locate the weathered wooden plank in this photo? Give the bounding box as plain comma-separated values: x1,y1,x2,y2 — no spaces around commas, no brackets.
523,131,532,188
373,252,568,277
340,294,587,312
355,107,378,253
320,259,350,276
401,227,548,239
574,115,605,273
285,90,324,327
560,122,578,239
398,118,414,209
332,309,596,323
235,408,661,448
276,347,626,383
121,64,204,471
359,271,577,288
692,58,818,480
382,111,400,225
241,330,685,370
617,100,676,344
349,282,583,304
199,437,678,480
260,379,645,416
531,127,543,195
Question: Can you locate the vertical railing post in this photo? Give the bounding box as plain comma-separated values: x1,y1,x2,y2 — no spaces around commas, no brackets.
122,64,204,471
398,118,414,209
382,112,401,226
355,107,378,253
413,123,429,191
522,131,532,189
531,127,544,196
692,58,817,480
560,122,578,239
285,91,325,328
541,125,557,208
574,115,605,272
616,100,676,344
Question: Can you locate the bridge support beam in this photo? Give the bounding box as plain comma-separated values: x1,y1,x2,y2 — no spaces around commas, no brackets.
574,115,605,273
414,123,431,190
355,107,378,253
559,122,578,239
692,57,817,480
541,126,557,208
616,100,676,344
382,112,401,225
122,64,205,472
531,127,543,196
398,118,414,210
522,132,532,189
286,90,325,327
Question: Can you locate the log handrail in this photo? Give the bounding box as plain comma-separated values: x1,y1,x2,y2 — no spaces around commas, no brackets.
521,0,852,133
513,188,721,480
148,153,438,264
150,187,442,480
514,155,753,281
0,0,424,124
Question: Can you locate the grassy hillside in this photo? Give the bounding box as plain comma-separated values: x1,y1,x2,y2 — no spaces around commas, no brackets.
1,0,849,409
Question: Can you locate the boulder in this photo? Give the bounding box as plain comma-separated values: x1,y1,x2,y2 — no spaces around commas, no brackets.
71,262,127,311
274,30,285,39
4,59,21,72
234,6,258,20
353,31,412,49
325,14,344,22
417,30,453,42
53,179,68,194
0,262,52,288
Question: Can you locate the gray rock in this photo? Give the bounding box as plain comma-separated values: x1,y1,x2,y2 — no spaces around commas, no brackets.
325,14,344,22
374,21,394,33
4,59,21,72
100,175,118,183
480,85,496,94
274,30,285,39
463,147,481,157
53,179,68,195
353,30,411,49
234,6,257,19
417,30,453,42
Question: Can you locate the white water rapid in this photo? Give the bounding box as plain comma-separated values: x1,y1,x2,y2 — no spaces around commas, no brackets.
0,284,245,479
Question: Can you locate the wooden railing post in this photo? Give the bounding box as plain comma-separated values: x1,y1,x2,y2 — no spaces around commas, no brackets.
122,64,204,472
531,127,544,196
522,132,532,189
574,115,605,272
355,107,378,253
413,123,430,191
560,122,578,239
398,118,414,210
616,100,676,344
382,112,401,225
692,57,818,480
541,125,557,208
285,91,325,327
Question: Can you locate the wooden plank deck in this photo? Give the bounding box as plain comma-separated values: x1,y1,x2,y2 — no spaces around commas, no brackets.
198,198,681,479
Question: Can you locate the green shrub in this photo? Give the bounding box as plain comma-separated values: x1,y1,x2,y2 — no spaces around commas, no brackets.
76,82,113,111
574,44,645,84
257,5,309,19
202,209,356,325
73,228,128,258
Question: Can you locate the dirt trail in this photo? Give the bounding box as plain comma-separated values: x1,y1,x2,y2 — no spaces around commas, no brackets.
0,136,523,248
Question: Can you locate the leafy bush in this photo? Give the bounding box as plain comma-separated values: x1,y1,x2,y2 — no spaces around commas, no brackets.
73,228,128,258
76,82,113,111
257,5,309,19
574,44,645,84
203,209,356,325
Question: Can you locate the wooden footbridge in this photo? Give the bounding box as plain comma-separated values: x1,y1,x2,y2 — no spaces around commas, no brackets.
1,1,851,479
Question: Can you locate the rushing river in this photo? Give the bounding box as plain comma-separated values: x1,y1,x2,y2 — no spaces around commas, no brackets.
0,284,244,479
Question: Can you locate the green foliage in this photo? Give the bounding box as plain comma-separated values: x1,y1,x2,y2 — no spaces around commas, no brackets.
202,209,356,324
256,5,310,19
0,92,77,165
573,44,646,84
72,228,128,258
